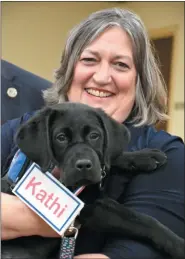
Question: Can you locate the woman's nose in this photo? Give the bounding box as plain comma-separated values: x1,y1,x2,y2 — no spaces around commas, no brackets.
93,63,111,85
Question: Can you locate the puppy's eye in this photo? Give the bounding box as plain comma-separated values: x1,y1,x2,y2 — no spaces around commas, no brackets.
56,133,68,143
89,132,99,140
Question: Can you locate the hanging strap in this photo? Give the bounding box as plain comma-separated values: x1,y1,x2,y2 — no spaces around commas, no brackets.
59,227,78,259
59,237,76,259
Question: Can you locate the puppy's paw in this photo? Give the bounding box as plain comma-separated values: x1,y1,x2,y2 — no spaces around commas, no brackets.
129,148,167,172
141,148,167,171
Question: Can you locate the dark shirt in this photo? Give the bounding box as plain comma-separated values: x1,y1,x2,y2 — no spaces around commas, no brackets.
1,113,184,259
1,60,51,124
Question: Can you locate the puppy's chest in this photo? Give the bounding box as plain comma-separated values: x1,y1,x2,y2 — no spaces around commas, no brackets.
78,184,101,204
103,169,130,200
78,169,130,203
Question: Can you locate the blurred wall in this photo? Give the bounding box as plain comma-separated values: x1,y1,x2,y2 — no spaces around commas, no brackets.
2,2,115,80
2,2,184,139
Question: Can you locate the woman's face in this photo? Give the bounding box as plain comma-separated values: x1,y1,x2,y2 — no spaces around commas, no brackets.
67,26,137,123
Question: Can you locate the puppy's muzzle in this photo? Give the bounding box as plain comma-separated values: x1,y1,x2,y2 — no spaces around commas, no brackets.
60,144,102,187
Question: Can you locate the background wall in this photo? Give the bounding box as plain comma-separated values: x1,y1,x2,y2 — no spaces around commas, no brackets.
2,2,116,80
2,2,184,139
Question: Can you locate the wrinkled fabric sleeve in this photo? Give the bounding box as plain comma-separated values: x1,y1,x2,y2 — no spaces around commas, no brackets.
1,120,18,176
102,134,184,259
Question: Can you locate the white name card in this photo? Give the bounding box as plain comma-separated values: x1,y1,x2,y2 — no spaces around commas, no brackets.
12,163,84,236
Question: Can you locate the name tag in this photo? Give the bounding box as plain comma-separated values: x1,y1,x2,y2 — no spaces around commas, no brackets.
12,163,84,236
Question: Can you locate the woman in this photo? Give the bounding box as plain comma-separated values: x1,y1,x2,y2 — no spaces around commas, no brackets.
2,8,184,259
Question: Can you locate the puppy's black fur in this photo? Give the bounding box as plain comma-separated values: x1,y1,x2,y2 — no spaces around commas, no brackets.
2,103,184,259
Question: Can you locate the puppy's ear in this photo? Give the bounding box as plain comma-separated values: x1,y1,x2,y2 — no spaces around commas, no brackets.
15,107,57,172
96,109,130,170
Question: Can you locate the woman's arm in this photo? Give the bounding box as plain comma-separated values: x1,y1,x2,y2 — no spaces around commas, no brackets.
1,192,60,240
101,134,185,259
2,118,60,240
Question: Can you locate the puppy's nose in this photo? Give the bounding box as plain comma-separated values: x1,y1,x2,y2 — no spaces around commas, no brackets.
75,159,92,171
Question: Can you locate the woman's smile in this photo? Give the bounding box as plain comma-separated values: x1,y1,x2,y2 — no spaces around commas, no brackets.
85,88,115,98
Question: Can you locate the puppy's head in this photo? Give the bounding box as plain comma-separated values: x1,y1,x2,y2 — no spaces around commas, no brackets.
15,103,130,187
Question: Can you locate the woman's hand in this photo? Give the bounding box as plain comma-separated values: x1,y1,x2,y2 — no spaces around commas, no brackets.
1,192,60,240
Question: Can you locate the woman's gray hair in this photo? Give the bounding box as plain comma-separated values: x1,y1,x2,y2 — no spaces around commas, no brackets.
43,7,168,126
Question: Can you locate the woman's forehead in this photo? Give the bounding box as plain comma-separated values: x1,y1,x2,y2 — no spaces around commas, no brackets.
81,27,134,59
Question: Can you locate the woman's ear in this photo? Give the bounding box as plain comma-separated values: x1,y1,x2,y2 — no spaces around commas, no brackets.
15,107,57,172
96,108,130,170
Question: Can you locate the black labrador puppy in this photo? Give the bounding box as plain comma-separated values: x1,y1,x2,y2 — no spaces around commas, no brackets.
2,102,184,259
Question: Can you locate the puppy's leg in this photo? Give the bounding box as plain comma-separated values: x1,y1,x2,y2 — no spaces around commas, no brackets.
79,198,184,259
112,149,167,174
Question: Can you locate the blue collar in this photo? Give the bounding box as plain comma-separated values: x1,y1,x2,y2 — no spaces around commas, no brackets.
7,149,30,185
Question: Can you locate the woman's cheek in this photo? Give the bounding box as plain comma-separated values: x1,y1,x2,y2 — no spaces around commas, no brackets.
68,86,82,102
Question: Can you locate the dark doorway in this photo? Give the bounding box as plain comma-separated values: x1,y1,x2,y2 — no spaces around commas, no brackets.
151,36,174,131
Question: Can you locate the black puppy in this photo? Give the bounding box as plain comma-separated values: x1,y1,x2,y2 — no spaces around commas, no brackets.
16,102,166,186
3,102,184,259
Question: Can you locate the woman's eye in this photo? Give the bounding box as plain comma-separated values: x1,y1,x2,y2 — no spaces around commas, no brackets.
81,57,97,63
89,132,99,140
115,62,129,70
56,133,68,143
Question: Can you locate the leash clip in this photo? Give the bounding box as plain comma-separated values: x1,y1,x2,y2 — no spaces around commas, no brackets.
64,220,79,239
66,226,79,239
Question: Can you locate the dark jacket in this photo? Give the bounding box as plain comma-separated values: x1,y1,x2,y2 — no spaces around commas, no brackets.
1,112,184,259
1,60,51,124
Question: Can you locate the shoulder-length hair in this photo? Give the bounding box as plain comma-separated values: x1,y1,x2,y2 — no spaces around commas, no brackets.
43,8,168,127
